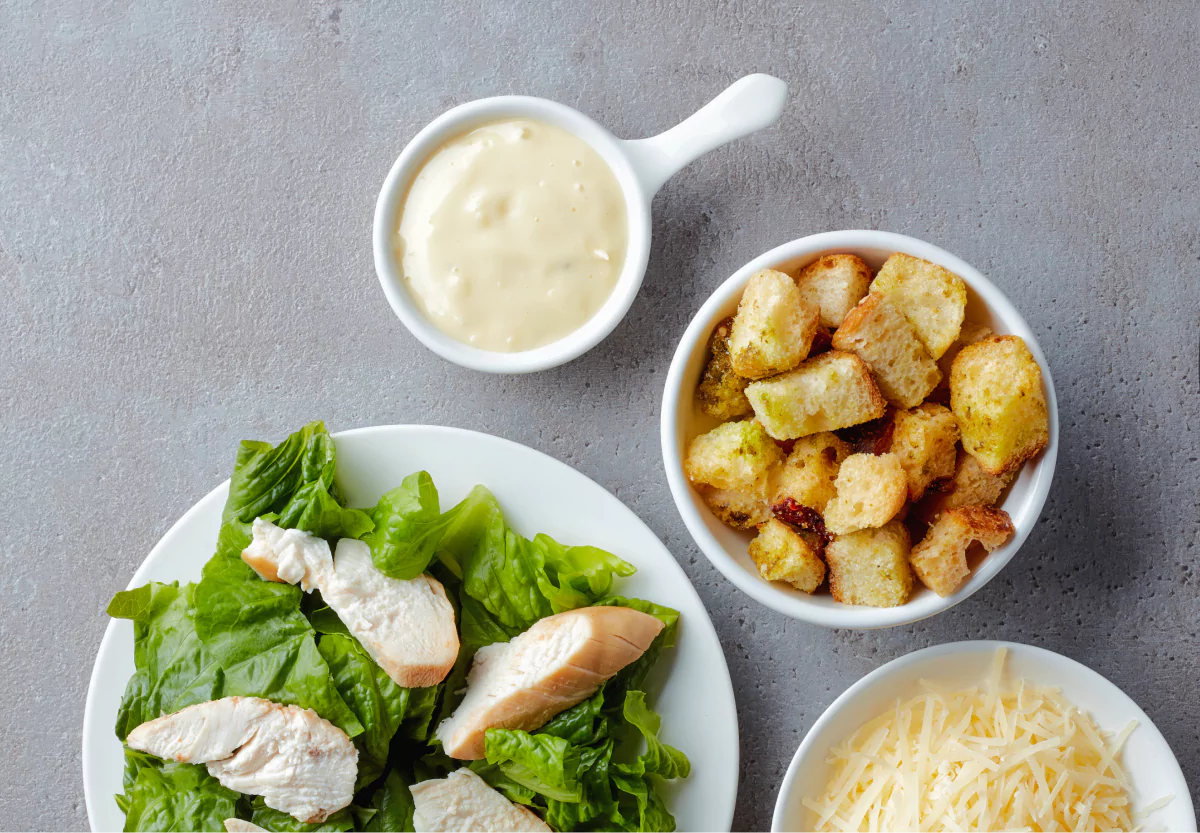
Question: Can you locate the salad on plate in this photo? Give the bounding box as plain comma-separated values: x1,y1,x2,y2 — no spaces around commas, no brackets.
106,422,689,832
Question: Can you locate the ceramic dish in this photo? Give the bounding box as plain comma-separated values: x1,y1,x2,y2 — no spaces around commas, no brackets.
374,74,787,373
661,230,1059,629
83,425,740,832
771,640,1195,831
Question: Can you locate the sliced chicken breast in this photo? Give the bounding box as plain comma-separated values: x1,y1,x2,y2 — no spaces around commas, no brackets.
436,606,665,759
242,518,459,687
410,768,551,832
224,821,267,832
126,696,357,824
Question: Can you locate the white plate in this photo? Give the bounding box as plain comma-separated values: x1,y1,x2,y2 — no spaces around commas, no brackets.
83,425,739,832
772,640,1195,832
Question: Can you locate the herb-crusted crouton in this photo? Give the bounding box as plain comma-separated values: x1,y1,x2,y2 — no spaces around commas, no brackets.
870,253,967,359
909,505,1015,596
950,335,1050,476
832,294,942,408
697,485,772,530
914,450,1015,524
746,351,886,440
685,420,783,498
826,522,914,607
795,254,872,329
823,453,909,535
748,518,826,592
889,403,961,501
771,431,852,513
728,269,820,379
696,317,752,421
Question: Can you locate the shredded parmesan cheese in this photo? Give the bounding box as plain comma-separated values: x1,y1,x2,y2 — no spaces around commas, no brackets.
803,649,1170,832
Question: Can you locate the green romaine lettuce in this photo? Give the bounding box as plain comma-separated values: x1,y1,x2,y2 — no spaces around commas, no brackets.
615,692,690,781
120,760,240,833
108,582,222,740
222,422,337,530
363,768,416,832
543,739,617,830
317,634,410,788
363,472,456,579
483,730,583,802
277,480,374,542
537,689,606,746
438,485,635,632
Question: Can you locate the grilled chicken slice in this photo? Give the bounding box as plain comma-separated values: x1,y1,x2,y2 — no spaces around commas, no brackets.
126,697,357,824
224,821,267,832
242,518,459,687
411,769,551,832
436,606,665,759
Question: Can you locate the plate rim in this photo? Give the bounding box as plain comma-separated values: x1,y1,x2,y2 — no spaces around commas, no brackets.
82,423,740,832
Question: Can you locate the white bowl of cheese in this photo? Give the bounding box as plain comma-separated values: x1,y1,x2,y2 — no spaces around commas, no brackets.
772,640,1195,832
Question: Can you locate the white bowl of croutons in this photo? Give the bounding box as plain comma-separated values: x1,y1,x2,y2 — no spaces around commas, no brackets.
661,230,1058,629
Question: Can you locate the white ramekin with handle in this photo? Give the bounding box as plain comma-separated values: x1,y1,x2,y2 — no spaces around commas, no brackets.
374,74,788,373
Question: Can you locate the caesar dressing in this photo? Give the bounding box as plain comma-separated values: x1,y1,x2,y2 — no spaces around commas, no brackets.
396,119,628,352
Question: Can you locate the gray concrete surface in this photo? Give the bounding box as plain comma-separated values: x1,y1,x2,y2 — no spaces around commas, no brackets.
2,1,1198,829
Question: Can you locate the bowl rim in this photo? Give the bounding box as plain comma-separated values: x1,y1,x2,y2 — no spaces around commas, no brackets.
770,639,1197,832
372,95,653,374
660,229,1060,629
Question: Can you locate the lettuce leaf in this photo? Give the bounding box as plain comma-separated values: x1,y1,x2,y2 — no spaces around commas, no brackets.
363,768,416,832
615,692,690,781
459,594,521,650
398,684,441,743
108,582,222,740
120,760,239,833
611,769,676,833
544,739,617,830
364,472,456,580
483,730,583,802
317,634,410,788
537,689,606,746
246,801,362,833
277,480,374,542
439,485,635,631
222,421,337,529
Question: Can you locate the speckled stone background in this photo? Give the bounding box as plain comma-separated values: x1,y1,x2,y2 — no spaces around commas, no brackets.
2,1,1198,829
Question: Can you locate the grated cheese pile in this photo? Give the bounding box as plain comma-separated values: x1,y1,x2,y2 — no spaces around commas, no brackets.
803,649,1171,832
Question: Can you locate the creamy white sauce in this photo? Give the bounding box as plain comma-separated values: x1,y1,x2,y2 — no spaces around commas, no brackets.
396,119,628,352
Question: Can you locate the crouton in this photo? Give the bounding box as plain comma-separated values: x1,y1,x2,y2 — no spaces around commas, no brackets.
870,253,967,359
832,294,942,408
728,269,820,379
937,320,993,383
698,485,772,530
823,453,909,535
950,335,1050,476
696,317,752,420
746,351,886,440
914,450,1015,524
748,518,826,593
770,431,852,512
888,403,961,501
794,254,872,329
826,522,914,607
909,505,1015,596
684,420,783,498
